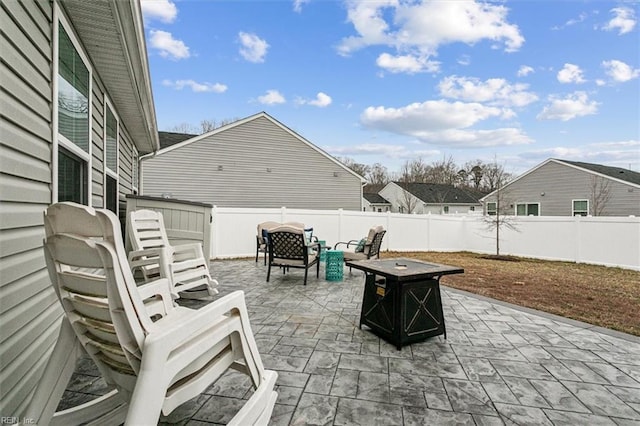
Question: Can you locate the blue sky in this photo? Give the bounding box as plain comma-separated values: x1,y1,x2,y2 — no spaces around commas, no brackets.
140,0,639,176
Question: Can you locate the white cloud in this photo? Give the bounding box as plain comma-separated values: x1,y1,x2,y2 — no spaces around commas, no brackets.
376,53,440,74
257,90,286,105
338,0,524,73
238,32,269,63
552,12,588,30
602,7,636,35
360,100,532,147
298,92,332,107
324,143,437,159
438,76,538,107
519,141,640,170
141,0,177,23
517,65,534,77
293,0,309,13
602,59,640,82
149,30,190,60
162,79,227,93
537,91,599,121
557,63,586,84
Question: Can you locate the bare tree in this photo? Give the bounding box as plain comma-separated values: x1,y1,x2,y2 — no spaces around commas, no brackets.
425,156,459,185
396,182,419,214
368,163,390,185
167,122,199,134
481,160,519,256
338,157,370,178
482,162,513,192
589,175,611,216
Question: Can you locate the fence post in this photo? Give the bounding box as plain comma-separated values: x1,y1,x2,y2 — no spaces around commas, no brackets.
385,210,391,252
426,212,431,251
211,205,218,259
281,206,287,223
574,215,581,264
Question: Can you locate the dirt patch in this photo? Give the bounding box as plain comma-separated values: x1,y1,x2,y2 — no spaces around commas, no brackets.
382,251,640,337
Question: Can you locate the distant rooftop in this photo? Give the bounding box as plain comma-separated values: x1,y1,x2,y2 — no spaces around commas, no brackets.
158,131,198,150
395,182,483,204
557,159,640,186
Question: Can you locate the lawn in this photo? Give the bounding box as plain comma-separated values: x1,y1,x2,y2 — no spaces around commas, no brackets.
382,251,640,337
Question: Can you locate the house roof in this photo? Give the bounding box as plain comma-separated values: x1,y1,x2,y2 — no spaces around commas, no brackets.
144,112,367,182
159,131,198,150
61,0,159,154
363,184,386,194
557,160,640,185
364,193,391,205
395,182,483,204
480,158,640,201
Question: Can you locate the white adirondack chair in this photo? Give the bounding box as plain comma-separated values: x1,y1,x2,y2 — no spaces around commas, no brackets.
127,209,218,299
26,202,277,425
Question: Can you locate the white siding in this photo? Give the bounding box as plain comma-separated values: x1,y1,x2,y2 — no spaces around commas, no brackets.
0,0,143,415
142,115,363,210
483,161,640,216
0,0,58,415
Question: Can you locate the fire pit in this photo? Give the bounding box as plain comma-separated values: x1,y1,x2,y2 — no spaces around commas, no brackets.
346,258,464,350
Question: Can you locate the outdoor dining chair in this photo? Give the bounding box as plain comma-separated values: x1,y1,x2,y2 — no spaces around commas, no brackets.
27,202,278,425
267,224,320,285
256,221,280,265
334,225,386,270
127,209,218,299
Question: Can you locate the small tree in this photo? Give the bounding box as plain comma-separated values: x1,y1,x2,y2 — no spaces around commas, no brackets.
396,182,418,214
589,175,611,216
482,160,519,256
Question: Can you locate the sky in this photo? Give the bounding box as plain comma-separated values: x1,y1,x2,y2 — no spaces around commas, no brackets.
139,0,640,176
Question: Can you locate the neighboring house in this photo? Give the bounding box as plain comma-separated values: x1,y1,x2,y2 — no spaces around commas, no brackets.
480,159,640,216
141,112,366,210
362,184,392,212
380,182,483,214
1,0,158,415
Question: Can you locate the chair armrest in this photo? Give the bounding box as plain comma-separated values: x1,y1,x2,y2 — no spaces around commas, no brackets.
171,243,207,262
146,291,252,347
333,240,359,249
137,278,176,312
128,248,164,268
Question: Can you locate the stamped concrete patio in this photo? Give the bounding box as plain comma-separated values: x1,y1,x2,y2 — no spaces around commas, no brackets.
60,258,640,425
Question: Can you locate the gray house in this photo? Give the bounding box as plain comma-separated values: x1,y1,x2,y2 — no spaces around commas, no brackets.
379,182,483,214
141,112,366,210
363,184,392,212
1,0,158,415
480,159,640,216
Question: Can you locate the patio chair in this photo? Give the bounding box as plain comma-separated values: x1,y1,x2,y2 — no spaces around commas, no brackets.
256,221,280,265
28,202,278,425
127,209,218,299
267,224,320,285
334,225,386,269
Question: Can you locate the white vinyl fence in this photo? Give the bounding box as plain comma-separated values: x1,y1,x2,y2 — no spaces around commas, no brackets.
210,207,640,271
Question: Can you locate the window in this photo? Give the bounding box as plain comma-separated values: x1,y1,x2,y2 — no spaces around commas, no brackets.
443,206,449,214
573,200,588,216
469,206,475,212
104,103,118,213
486,202,497,216
56,13,91,204
516,203,540,216
58,148,87,204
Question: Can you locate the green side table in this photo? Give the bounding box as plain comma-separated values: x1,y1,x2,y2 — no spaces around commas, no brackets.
325,250,344,282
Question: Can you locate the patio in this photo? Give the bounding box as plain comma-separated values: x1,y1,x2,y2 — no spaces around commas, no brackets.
58,258,640,425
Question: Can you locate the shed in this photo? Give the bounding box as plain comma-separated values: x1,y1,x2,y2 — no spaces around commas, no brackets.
141,112,366,210
480,159,640,216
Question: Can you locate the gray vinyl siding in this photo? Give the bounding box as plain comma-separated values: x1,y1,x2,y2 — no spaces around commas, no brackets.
0,0,141,416
0,0,58,416
143,115,362,210
484,161,640,216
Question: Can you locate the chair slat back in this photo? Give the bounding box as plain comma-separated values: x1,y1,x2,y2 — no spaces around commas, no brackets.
44,203,170,386
367,229,386,259
128,210,170,250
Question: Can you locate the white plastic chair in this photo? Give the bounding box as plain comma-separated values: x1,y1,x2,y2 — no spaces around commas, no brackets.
27,202,278,425
127,209,218,299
